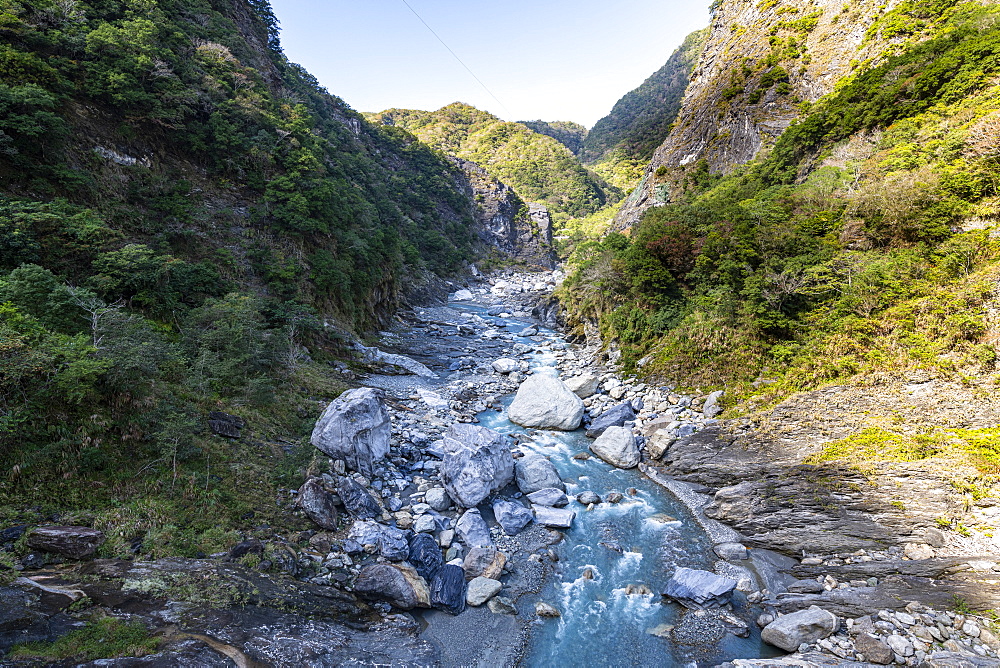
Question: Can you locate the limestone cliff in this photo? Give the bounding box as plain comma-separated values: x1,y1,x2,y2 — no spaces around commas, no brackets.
615,0,903,230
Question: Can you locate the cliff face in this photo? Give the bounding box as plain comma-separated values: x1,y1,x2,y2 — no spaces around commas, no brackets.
452,159,555,269
615,0,902,230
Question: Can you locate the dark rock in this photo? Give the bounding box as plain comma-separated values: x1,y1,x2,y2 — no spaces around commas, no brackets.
297,478,339,530
586,402,636,438
311,388,391,477
577,491,601,505
408,533,443,582
430,564,466,615
337,477,382,520
440,424,514,508
0,525,28,543
493,500,533,536
662,567,737,609
208,411,244,438
228,539,264,560
26,526,104,560
354,563,430,611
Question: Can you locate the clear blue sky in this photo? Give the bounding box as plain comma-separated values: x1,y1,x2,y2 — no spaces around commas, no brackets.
268,0,711,128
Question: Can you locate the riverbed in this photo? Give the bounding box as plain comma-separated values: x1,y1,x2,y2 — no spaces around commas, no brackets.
362,288,780,667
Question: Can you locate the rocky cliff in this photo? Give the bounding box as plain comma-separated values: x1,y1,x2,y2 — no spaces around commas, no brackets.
615,0,904,229
452,159,555,269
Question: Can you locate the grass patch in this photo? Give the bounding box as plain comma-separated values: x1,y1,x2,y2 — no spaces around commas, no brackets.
9,615,159,662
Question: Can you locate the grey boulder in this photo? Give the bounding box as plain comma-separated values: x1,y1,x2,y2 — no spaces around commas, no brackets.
702,390,725,418
564,373,599,399
577,491,601,505
527,488,569,508
508,371,584,431
440,424,514,508
425,488,452,512
713,542,748,561
26,526,105,560
297,478,339,530
585,402,636,438
491,358,519,374
662,567,737,609
456,509,493,548
760,606,839,652
493,500,534,536
514,453,564,494
348,521,409,561
354,563,430,610
590,426,640,469
467,577,502,606
311,388,391,477
532,505,575,529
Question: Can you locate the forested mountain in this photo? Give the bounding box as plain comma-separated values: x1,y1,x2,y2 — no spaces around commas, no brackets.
580,28,707,189
519,120,588,156
368,103,619,220
0,0,499,553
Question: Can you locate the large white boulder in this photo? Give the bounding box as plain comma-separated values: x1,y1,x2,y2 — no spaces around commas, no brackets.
761,606,838,651
440,424,514,508
311,388,390,477
590,426,640,469
563,373,599,399
508,371,584,431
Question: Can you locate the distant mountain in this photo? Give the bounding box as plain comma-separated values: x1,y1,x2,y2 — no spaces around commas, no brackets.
368,104,619,219
519,120,588,156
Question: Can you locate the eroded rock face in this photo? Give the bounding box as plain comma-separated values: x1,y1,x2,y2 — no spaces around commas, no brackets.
440,424,514,508
514,453,564,494
508,372,584,431
760,606,838,652
297,478,339,530
354,563,430,611
311,388,391,477
26,526,105,560
590,426,640,469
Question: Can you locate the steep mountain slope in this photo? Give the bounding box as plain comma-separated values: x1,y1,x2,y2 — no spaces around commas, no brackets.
561,0,1000,396
368,103,619,219
0,0,525,554
519,120,588,156
615,0,915,229
581,28,707,189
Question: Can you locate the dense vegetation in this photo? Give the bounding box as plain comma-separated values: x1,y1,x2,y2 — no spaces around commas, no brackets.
581,29,708,189
0,0,482,555
368,103,619,220
561,2,1000,407
518,120,588,156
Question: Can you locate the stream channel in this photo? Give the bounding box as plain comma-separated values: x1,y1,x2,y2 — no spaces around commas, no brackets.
365,294,783,667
